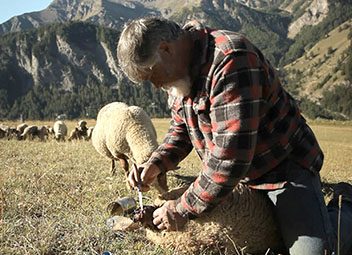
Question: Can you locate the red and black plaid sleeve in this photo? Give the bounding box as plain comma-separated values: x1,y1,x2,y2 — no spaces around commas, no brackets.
149,101,193,173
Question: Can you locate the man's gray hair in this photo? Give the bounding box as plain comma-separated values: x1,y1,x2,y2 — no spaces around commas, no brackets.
117,16,184,83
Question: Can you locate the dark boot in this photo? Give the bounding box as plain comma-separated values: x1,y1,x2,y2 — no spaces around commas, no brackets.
327,182,352,208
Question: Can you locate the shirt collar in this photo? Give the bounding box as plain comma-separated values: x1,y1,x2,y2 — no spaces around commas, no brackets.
183,20,209,76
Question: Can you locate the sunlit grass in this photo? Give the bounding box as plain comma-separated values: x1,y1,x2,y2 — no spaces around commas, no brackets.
0,119,351,254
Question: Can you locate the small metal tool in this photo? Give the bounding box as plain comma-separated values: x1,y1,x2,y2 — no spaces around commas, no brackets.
133,163,144,210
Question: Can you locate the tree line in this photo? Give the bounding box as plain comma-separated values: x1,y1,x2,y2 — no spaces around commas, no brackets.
0,81,169,120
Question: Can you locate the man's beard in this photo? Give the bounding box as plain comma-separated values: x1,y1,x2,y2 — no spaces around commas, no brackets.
162,76,192,98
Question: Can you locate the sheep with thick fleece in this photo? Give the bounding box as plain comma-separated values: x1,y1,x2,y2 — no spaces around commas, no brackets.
92,102,167,194
144,183,283,254
53,120,67,141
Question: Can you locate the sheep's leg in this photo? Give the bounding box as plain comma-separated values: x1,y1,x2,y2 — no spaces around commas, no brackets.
111,159,116,175
111,154,129,177
117,157,129,177
114,154,131,190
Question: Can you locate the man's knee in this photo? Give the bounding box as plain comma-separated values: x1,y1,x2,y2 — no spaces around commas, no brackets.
289,236,326,255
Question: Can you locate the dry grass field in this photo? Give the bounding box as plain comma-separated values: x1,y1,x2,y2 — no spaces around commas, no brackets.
0,119,351,255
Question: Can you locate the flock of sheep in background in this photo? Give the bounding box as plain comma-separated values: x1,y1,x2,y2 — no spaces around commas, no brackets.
0,120,94,142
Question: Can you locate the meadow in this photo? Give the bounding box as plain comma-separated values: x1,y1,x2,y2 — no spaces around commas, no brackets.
0,119,351,255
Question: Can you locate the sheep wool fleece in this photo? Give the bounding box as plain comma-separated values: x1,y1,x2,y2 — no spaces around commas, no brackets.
92,102,158,165
53,120,67,138
147,182,282,254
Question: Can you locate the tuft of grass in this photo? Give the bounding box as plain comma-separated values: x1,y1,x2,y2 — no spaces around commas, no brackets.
0,119,351,254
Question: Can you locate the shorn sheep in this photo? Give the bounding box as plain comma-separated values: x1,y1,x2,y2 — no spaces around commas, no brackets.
53,120,68,141
92,102,168,194
134,183,283,255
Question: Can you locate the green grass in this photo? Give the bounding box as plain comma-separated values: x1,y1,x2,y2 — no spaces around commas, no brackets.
0,119,351,254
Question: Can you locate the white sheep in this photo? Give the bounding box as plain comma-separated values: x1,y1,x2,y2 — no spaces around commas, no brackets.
53,120,68,142
143,183,283,254
91,102,167,194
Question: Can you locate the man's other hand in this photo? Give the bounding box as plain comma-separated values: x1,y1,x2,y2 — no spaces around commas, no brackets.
152,200,188,231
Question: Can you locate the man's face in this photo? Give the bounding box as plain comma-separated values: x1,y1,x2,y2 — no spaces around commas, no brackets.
148,59,191,98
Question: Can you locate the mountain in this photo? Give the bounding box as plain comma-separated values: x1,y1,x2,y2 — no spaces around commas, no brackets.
285,20,351,99
0,0,159,36
283,19,352,119
0,22,169,119
0,0,351,120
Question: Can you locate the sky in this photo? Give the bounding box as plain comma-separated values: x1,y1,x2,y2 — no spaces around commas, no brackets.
0,0,52,24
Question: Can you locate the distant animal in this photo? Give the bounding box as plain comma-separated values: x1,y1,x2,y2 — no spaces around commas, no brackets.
68,127,82,141
20,125,48,141
53,120,68,142
16,123,28,134
68,120,89,141
77,120,88,137
0,128,6,139
7,127,20,140
92,102,168,194
46,125,55,138
0,124,14,139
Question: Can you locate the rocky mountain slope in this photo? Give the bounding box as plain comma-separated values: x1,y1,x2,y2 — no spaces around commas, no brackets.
0,0,329,38
0,0,158,35
0,23,120,99
0,0,351,120
285,19,352,99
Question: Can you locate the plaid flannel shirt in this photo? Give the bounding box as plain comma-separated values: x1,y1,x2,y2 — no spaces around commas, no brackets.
149,20,324,219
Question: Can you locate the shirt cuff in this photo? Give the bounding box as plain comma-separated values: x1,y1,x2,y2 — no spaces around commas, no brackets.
148,154,168,174
175,197,197,220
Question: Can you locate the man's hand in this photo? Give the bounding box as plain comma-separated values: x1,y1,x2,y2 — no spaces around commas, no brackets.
152,200,188,231
128,162,161,192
